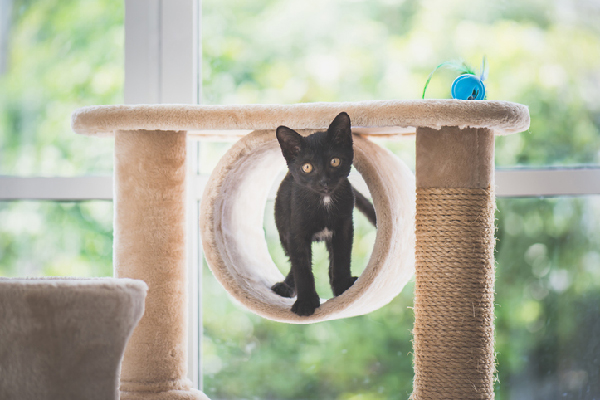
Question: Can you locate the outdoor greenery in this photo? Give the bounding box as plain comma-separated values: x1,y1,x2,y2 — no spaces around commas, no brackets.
0,0,121,276
0,0,122,176
1,0,599,399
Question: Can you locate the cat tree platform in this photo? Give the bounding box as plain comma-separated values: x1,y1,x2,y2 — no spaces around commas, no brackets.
72,99,529,400
0,278,147,400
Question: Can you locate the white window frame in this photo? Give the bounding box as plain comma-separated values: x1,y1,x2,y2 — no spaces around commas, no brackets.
123,0,202,389
1,0,600,393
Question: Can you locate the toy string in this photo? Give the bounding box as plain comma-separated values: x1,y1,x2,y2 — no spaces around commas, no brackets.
421,60,478,99
479,56,489,81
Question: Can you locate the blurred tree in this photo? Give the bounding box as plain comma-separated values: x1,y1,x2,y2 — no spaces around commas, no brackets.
0,0,123,175
0,0,122,277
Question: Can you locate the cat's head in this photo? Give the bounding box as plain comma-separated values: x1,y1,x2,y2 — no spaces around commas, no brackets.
276,112,353,195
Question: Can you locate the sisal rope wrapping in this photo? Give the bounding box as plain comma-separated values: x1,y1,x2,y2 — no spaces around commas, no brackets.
412,187,496,400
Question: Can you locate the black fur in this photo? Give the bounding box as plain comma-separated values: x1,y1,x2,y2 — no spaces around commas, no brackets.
272,112,376,316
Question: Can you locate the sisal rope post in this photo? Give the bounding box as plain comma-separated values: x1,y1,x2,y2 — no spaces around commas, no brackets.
412,126,496,399
114,130,208,400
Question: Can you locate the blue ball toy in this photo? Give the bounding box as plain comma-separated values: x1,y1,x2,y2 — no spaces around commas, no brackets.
422,57,488,100
451,74,486,100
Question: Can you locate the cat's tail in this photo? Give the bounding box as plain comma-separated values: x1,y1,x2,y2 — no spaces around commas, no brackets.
352,187,377,227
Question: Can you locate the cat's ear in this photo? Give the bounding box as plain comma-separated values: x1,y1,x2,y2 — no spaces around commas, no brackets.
276,126,304,161
328,112,352,146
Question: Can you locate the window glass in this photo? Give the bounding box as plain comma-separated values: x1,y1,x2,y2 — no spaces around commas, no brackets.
198,140,236,175
0,0,123,176
0,201,113,277
495,197,600,398
202,197,600,399
202,0,600,167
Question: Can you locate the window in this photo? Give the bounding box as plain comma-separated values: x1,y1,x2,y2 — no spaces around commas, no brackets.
0,0,122,278
496,197,600,398
2,0,599,399
0,0,123,175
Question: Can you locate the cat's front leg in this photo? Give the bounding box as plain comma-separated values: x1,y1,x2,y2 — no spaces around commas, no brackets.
271,272,296,298
289,239,320,316
291,291,321,316
329,219,358,296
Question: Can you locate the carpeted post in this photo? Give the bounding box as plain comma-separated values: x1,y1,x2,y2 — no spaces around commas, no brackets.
0,278,147,400
114,130,208,400
412,126,496,399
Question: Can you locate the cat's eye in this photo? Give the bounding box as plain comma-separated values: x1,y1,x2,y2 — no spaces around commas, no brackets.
330,158,341,167
302,163,313,173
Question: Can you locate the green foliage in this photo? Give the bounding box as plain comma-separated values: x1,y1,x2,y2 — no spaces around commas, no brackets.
203,0,600,166
0,0,121,276
495,198,600,399
0,0,123,175
0,201,113,277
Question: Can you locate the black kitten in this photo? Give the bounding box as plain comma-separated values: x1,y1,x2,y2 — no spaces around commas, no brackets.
272,112,377,316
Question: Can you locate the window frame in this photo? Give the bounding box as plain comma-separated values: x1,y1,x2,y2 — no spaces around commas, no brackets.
1,0,599,393
123,0,202,388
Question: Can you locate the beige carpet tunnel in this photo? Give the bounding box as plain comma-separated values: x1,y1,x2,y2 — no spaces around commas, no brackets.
200,129,416,323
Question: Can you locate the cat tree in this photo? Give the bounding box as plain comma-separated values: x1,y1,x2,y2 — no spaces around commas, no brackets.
72,99,529,400
0,277,147,400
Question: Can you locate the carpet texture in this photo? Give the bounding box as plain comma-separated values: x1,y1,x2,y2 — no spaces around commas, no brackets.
71,100,530,137
200,129,416,323
114,130,208,400
0,277,147,400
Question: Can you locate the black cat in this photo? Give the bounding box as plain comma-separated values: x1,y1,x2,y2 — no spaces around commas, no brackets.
272,112,377,316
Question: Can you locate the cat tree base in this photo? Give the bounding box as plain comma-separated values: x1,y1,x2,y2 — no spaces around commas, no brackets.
0,278,147,400
120,389,208,400
72,100,529,399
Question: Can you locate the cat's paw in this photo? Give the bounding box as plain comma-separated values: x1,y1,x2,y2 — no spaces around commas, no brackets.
333,276,358,297
271,281,296,298
291,294,321,316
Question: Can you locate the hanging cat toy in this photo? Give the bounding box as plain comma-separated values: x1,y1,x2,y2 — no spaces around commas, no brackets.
422,57,488,100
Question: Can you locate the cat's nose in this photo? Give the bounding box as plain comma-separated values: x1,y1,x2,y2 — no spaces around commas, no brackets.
319,180,331,193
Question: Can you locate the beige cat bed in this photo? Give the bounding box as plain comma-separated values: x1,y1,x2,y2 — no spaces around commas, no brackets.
72,99,529,400
200,129,415,323
0,277,147,400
